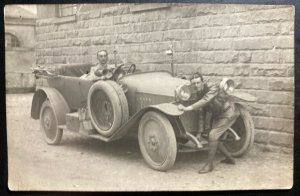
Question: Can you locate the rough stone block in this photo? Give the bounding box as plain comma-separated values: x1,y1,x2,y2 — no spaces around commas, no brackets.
253,117,282,132
195,4,227,15
192,40,209,51
253,116,294,133
214,26,240,38
234,65,250,76
280,50,294,63
193,39,234,51
254,129,269,144
66,30,79,38
256,90,293,105
274,36,294,49
235,77,269,90
279,21,294,35
269,105,294,119
238,52,252,63
201,65,234,76
168,6,196,19
251,64,288,77
190,16,210,28
250,51,264,64
287,66,294,77
184,53,198,63
168,20,190,30
251,8,294,23
268,78,294,91
229,12,250,25
88,10,102,19
239,23,279,37
248,103,270,117
53,56,66,64
209,15,231,26
77,21,90,29
213,51,239,63
264,51,281,64
53,48,62,56
101,6,118,17
153,21,168,31
197,52,214,64
36,58,45,64
174,41,193,52
234,37,274,50
269,132,293,148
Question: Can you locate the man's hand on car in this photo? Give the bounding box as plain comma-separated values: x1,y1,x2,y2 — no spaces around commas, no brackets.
177,104,193,111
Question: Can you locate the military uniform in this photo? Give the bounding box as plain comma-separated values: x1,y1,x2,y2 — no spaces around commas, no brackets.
190,81,239,142
187,80,240,173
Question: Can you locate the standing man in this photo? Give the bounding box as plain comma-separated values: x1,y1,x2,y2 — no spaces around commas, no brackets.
81,50,115,80
178,72,240,174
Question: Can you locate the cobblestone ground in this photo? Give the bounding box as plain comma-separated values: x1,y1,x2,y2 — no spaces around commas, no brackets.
6,93,293,191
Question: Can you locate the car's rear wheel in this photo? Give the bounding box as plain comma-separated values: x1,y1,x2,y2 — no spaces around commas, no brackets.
219,104,255,157
87,80,128,136
39,100,63,145
138,111,177,171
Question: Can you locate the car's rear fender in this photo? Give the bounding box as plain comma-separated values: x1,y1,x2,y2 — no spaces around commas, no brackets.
31,88,70,125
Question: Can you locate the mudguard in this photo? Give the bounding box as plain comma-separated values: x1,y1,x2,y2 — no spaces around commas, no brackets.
148,103,184,116
230,92,257,102
31,88,70,125
108,103,183,141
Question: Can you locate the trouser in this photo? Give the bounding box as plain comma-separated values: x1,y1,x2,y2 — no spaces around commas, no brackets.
208,103,239,142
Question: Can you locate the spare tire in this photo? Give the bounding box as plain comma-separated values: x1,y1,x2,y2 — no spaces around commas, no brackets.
87,80,129,136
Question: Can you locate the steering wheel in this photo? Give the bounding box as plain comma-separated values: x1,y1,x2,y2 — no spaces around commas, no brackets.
127,64,136,74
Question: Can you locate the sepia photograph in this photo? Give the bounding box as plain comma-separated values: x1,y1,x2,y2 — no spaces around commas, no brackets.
5,3,294,191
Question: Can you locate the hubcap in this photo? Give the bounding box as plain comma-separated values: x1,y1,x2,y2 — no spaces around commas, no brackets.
42,107,56,140
148,135,159,151
91,90,114,131
142,118,168,164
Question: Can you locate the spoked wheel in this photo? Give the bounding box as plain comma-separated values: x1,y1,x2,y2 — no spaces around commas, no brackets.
39,100,63,145
220,104,255,157
138,111,177,171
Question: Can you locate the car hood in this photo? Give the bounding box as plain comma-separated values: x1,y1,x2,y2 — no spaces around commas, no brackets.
120,71,190,97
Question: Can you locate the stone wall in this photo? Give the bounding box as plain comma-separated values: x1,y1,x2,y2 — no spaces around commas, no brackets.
5,7,36,93
35,4,295,153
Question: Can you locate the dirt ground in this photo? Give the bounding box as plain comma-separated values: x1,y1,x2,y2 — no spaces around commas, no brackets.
6,93,293,191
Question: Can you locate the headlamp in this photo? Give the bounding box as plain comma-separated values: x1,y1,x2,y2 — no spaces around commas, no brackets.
220,78,235,94
175,85,191,101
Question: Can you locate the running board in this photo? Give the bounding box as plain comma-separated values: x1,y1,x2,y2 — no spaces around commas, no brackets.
58,125,111,142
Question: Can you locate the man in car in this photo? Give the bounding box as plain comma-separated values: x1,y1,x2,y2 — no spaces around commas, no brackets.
81,50,115,80
178,72,240,174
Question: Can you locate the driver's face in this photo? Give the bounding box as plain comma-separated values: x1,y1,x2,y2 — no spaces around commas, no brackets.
97,51,108,65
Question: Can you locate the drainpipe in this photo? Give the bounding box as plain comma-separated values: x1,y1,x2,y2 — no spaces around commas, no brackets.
166,43,174,77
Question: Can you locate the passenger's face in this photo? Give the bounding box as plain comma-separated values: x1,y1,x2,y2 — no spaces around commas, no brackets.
97,51,108,65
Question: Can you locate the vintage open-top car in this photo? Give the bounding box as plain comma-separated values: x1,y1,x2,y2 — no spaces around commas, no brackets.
31,51,256,171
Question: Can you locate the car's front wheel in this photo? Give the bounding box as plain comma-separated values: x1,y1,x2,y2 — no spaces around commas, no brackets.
39,100,63,145
138,111,177,171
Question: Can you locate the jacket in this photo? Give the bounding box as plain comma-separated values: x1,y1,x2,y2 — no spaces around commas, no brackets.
190,81,232,116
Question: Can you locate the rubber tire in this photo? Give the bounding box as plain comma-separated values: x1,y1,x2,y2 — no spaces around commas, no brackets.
39,100,63,145
87,80,128,137
138,111,177,171
220,104,255,157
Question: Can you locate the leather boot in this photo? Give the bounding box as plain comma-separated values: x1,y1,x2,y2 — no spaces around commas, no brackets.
219,143,235,165
198,140,219,174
